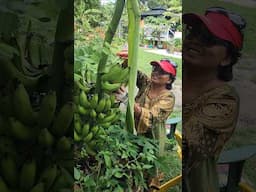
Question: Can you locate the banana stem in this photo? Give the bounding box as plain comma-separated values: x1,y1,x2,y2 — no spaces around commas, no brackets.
126,0,140,134
95,0,126,96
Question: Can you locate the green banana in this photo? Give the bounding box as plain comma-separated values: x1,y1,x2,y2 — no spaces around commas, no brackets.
101,81,121,92
0,177,10,192
0,93,13,116
56,136,71,152
74,115,82,134
100,112,117,124
13,82,36,125
51,102,74,137
85,144,96,156
89,94,98,109
74,131,81,142
75,80,90,93
30,182,44,192
104,98,112,112
118,67,130,83
84,132,93,143
95,98,106,112
81,123,90,137
0,155,18,187
37,91,57,128
91,125,99,135
89,109,97,119
101,64,123,82
79,91,91,108
0,57,39,88
19,159,37,191
97,113,105,121
38,128,54,147
39,164,57,191
50,167,73,191
9,117,34,141
110,95,116,106
77,105,87,115
28,35,41,68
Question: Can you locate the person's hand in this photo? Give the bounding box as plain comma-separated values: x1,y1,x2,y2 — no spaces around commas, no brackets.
114,85,127,103
134,103,142,117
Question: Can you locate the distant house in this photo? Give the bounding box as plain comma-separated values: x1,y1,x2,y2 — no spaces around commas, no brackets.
140,7,174,48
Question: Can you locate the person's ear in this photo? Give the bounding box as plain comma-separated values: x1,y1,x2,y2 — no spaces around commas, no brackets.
220,52,232,66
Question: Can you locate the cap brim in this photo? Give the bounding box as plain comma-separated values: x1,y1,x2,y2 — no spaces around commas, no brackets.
183,13,242,49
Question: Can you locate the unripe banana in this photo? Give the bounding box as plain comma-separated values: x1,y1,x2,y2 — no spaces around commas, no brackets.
77,105,87,115
56,136,71,152
0,93,13,116
110,95,116,106
101,81,121,92
91,125,99,135
79,91,91,108
90,94,98,109
84,132,93,143
85,145,96,156
51,102,74,137
38,128,54,147
104,98,112,112
0,57,39,88
74,115,82,134
30,182,44,192
0,155,18,187
38,91,57,128
39,164,57,191
100,112,117,123
75,80,90,93
9,117,34,141
95,98,106,112
89,109,97,119
28,35,41,68
81,123,90,137
13,82,36,125
74,131,81,142
50,167,73,191
0,177,10,192
97,113,105,121
101,64,123,82
19,159,37,191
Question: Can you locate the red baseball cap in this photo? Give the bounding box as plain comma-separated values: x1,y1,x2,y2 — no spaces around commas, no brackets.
150,60,177,76
183,12,243,49
116,50,128,59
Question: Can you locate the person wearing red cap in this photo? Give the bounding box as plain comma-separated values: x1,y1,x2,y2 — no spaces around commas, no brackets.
116,53,177,187
182,7,246,192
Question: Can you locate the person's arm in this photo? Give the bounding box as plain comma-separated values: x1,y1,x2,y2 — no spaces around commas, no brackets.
136,93,175,134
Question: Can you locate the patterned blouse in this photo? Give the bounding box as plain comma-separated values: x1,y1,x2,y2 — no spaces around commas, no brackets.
135,71,175,155
183,84,239,192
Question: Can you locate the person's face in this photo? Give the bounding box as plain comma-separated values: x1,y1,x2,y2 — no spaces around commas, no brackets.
183,22,231,69
151,65,171,85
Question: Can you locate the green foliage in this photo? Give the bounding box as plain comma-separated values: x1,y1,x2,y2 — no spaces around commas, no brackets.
75,124,170,192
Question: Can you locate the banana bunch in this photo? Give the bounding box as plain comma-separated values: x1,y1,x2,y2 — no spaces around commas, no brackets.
0,82,74,191
101,64,129,92
74,85,121,156
0,155,73,192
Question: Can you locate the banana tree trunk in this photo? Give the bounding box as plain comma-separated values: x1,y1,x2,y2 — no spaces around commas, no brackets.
95,0,126,96
126,0,140,134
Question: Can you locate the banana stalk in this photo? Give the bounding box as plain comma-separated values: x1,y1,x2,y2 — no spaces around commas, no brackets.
126,0,140,134
95,0,126,96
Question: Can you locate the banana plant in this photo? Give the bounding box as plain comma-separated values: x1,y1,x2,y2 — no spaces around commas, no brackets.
95,0,126,96
126,0,140,134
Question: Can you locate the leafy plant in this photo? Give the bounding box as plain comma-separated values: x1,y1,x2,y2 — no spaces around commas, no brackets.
75,124,170,192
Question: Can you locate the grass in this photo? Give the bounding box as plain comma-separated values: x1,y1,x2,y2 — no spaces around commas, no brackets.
183,0,256,57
